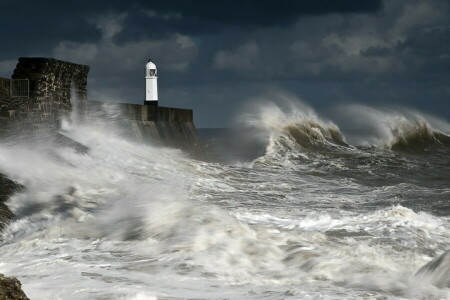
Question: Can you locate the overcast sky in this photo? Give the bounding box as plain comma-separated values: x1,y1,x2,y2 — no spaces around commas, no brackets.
0,0,449,127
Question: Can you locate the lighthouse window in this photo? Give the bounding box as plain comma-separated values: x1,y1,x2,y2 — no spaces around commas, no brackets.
149,69,157,76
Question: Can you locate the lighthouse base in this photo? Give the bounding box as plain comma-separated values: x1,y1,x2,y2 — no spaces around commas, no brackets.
144,100,158,106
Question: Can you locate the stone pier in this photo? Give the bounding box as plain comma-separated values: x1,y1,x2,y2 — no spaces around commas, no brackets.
0,57,89,137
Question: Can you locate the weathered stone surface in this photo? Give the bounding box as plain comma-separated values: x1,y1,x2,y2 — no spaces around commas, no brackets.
1,57,203,156
89,102,204,156
0,57,89,138
0,274,30,300
0,78,9,97
12,57,89,97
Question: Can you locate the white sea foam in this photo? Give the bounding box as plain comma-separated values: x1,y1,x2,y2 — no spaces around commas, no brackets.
237,96,349,157
0,102,448,299
334,104,450,149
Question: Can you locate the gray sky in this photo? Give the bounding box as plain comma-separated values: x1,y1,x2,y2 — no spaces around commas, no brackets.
0,0,449,128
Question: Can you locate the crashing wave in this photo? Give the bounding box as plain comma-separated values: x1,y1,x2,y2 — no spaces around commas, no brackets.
265,120,350,158
283,121,349,151
238,100,350,158
414,250,450,288
389,120,450,152
334,104,450,152
236,100,450,160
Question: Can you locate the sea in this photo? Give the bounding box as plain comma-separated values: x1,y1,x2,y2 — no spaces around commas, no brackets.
0,99,449,300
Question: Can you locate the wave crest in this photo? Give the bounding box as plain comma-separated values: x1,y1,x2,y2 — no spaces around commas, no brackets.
415,250,450,288
237,99,350,157
284,121,348,151
237,99,450,159
335,104,450,152
389,120,450,151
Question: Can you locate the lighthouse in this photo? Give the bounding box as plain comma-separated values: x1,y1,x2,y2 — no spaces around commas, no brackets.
145,59,158,106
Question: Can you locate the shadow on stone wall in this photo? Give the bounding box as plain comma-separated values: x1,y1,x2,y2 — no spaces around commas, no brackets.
0,57,89,138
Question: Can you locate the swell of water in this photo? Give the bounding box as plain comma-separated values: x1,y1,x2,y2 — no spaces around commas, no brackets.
236,100,351,162
239,101,450,161
333,104,450,151
415,250,450,288
0,98,448,299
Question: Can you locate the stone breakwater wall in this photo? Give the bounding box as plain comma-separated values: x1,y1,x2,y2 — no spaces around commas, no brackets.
89,101,203,155
0,57,89,137
0,57,203,154
0,78,9,96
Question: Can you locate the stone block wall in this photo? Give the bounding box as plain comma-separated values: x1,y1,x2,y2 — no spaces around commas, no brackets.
0,58,89,137
0,57,203,156
123,104,193,122
88,102,203,155
0,78,9,97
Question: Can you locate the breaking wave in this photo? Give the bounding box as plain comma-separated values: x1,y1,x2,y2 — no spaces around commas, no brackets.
237,99,450,161
389,121,450,151
283,121,348,150
238,100,350,159
0,93,448,299
335,104,450,152
415,250,450,288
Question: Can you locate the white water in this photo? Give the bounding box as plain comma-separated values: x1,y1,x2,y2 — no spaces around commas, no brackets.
333,104,450,148
0,103,449,299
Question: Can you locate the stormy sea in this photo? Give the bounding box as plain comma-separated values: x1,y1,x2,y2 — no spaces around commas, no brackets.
0,99,449,299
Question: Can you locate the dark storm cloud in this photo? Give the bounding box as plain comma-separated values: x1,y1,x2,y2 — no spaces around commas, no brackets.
0,0,382,56
0,0,105,59
114,0,382,42
389,26,450,83
146,0,382,26
399,26,450,57
0,0,449,127
360,46,392,57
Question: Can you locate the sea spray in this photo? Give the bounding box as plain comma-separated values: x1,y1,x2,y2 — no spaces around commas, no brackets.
236,97,350,163
334,104,450,151
0,99,448,299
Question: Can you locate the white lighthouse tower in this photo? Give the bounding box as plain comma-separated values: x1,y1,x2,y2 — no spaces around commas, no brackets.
145,59,158,106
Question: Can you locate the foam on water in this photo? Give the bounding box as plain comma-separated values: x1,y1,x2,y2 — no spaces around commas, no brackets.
0,99,449,299
334,104,450,151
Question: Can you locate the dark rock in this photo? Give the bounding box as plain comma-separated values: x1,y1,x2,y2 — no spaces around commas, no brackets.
0,174,23,231
0,274,30,300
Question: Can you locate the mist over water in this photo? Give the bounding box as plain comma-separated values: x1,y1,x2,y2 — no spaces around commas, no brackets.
0,98,449,299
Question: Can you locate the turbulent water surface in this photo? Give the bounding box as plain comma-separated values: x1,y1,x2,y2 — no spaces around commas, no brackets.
0,101,449,299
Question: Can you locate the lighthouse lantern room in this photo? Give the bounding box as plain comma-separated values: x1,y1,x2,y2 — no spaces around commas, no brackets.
145,59,158,105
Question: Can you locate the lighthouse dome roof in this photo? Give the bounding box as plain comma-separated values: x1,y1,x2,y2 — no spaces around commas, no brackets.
146,60,157,70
